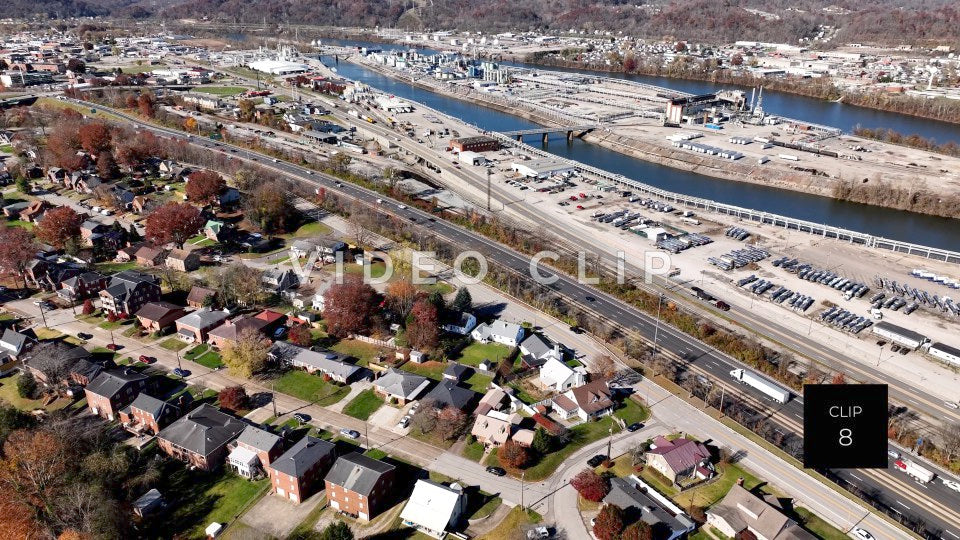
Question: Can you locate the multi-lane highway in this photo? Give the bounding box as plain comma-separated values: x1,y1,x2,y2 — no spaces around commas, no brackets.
68,97,960,538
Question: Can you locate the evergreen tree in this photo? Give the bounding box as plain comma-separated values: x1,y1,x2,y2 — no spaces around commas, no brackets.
450,287,472,313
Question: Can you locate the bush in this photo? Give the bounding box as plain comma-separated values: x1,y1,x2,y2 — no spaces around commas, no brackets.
17,373,38,400
498,440,530,469
106,312,118,323
82,299,94,315
593,504,624,540
217,385,249,411
570,469,609,502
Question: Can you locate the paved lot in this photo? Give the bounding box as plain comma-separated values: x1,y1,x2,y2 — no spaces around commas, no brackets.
241,490,326,538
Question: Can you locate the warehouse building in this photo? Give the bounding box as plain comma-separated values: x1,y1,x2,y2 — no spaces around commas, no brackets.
872,321,928,350
511,158,575,179
450,136,500,153
248,59,310,75
928,342,960,366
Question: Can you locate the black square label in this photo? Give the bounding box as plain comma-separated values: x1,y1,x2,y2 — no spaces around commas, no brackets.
803,384,888,469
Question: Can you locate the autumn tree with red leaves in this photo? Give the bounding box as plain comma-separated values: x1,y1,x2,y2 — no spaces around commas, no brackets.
621,522,653,540
288,324,313,347
385,278,418,321
435,406,469,441
592,504,624,540
0,226,38,287
570,468,610,502
137,92,156,118
323,274,379,338
185,170,225,205
35,206,83,249
407,299,439,350
498,440,530,469
145,202,204,249
218,386,250,412
77,122,112,155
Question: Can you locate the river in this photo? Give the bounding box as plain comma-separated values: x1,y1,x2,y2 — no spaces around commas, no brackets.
318,39,960,252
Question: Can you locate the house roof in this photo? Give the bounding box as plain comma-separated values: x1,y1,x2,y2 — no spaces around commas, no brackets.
400,480,463,534
270,436,335,478
187,285,216,304
708,484,815,540
473,319,523,341
236,425,281,453
424,379,478,411
0,328,32,355
324,453,395,496
539,357,575,388
471,414,511,445
603,477,696,534
130,393,176,419
167,248,197,261
135,301,184,322
176,308,230,330
513,429,535,446
254,310,285,324
646,436,711,474
25,341,91,375
443,362,471,380
158,404,246,456
269,342,361,380
375,369,430,401
520,333,553,358
86,368,149,399
551,394,578,413
135,245,164,260
208,316,270,342
568,380,614,415
102,270,159,299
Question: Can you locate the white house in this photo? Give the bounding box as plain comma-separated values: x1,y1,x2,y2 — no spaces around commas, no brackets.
519,333,563,368
539,357,586,392
471,319,524,347
400,480,468,538
442,312,477,335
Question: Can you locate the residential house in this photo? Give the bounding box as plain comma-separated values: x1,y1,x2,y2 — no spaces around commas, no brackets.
207,310,284,349
423,379,478,412
373,369,431,404
23,341,94,385
707,483,815,540
19,200,51,222
290,240,317,259
119,393,182,435
25,258,81,291
99,270,162,317
400,480,468,539
602,476,696,540
442,312,477,335
216,187,241,209
3,201,31,218
471,413,512,447
471,319,524,347
115,245,139,263
269,342,362,383
1,328,36,363
204,220,231,243
166,249,200,272
324,453,396,521
539,357,587,392
442,363,471,383
268,436,336,503
512,429,535,447
135,301,188,334
554,379,616,421
644,436,714,485
519,333,563,368
80,220,110,245
175,309,230,343
228,425,283,480
135,245,166,267
186,285,216,308
474,387,507,416
157,404,247,471
262,268,299,293
58,271,108,301
46,167,67,183
75,175,103,194
84,368,151,421
316,240,347,260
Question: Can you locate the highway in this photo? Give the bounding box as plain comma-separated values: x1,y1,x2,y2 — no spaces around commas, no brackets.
65,97,960,539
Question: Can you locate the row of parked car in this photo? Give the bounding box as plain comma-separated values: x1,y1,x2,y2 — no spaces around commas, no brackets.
819,306,876,335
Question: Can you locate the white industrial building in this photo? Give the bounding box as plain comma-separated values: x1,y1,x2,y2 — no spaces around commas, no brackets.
928,342,960,366
510,158,575,179
872,321,928,350
248,59,310,75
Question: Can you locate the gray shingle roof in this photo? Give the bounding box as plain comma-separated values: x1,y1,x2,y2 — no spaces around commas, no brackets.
158,404,246,456
85,368,149,399
130,393,175,419
270,436,335,477
324,453,395,496
374,369,430,400
424,379,478,411
176,308,230,330
603,477,695,534
236,425,282,453
0,329,31,355
269,342,360,380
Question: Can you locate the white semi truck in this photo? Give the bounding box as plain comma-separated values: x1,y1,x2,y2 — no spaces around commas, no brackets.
894,459,935,483
729,369,791,403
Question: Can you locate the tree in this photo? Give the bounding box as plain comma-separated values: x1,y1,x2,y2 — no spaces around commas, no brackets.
570,469,609,502
0,429,70,528
145,202,204,249
245,183,292,233
232,168,257,191
329,153,352,175
435,406,469,441
17,372,37,399
593,355,617,379
621,521,652,540
410,399,438,434
0,226,38,287
450,287,472,313
592,504,624,540
95,150,118,179
183,116,198,133
288,324,313,347
15,176,31,193
531,428,556,455
386,279,418,321
82,299,94,315
831,372,847,384
731,53,744,66
218,386,249,411
323,275,378,338
67,58,86,73
319,521,353,540
77,122,111,154
210,263,265,307
185,170,225,205
407,299,439,350
498,440,530,469
221,329,270,378
940,422,960,462
35,206,83,250
137,92,155,118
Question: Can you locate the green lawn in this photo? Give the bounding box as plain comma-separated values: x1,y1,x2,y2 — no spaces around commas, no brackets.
8,220,34,230
169,472,268,539
363,448,388,460
467,492,502,520
267,255,290,265
343,389,385,420
330,339,382,366
462,439,486,462
343,261,389,280
94,261,139,274
464,371,493,393
419,282,454,295
273,370,349,406
613,397,650,425
98,318,132,331
194,86,248,96
794,507,848,540
0,374,69,411
0,144,14,153
185,345,224,369
453,341,512,367
33,328,64,341
476,506,540,540
122,63,164,74
399,361,446,381
291,221,333,237
160,338,190,351
184,344,210,361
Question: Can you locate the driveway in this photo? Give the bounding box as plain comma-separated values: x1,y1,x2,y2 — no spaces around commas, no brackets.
241,490,326,538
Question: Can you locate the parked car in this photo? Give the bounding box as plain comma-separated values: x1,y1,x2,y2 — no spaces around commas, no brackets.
946,401,960,410
273,327,287,339
852,528,875,540
587,454,607,467
526,526,550,540
486,466,506,476
340,428,360,440
887,449,900,459
626,423,643,432
138,355,154,364
293,413,311,423
397,416,411,428
77,332,93,340
173,368,190,378
105,343,120,351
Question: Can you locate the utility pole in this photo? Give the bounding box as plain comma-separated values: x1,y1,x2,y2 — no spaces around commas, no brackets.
652,294,664,358
365,421,370,450
520,472,525,510
38,303,48,328
607,426,613,458
176,351,183,375
486,167,491,212
719,386,725,416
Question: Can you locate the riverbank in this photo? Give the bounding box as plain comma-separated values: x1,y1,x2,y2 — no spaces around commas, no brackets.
349,57,960,219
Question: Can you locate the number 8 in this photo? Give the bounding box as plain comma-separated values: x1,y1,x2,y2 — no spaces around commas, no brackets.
839,428,853,447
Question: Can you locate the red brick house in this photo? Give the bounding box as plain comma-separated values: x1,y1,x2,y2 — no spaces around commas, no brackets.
119,393,182,435
135,301,188,333
157,404,247,471
324,453,396,521
228,425,284,479
186,285,216,308
84,368,151,421
267,436,336,503
135,245,166,267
